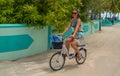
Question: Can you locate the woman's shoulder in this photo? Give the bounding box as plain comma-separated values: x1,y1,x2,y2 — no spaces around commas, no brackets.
77,17,81,20
77,18,81,21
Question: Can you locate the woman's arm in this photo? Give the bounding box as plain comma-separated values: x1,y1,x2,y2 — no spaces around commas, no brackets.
62,19,73,35
72,18,81,37
62,24,71,34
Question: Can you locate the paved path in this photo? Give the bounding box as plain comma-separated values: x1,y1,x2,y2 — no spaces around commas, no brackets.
0,24,120,76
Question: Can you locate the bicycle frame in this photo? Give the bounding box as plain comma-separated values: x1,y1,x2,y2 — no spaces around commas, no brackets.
60,41,80,59
51,35,86,59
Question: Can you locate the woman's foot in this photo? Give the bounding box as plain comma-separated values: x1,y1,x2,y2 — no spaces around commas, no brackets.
77,52,82,60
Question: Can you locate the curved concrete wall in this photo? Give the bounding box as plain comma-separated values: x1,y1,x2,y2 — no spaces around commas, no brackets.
0,24,49,60
0,21,99,60
82,20,100,35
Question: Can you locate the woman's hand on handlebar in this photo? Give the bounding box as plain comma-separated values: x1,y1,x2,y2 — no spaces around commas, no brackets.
69,35,75,41
58,33,63,36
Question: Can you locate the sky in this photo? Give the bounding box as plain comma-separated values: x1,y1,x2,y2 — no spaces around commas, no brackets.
101,12,120,19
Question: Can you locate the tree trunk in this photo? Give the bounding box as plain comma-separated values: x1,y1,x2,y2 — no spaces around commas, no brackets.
99,12,102,31
105,11,108,19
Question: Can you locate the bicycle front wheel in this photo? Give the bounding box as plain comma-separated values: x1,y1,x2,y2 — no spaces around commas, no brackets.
49,52,65,71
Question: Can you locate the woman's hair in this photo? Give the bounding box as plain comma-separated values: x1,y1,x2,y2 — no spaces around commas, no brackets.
71,9,80,19
73,9,78,13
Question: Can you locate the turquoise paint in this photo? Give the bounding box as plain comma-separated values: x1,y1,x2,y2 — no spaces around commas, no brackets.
102,20,112,26
0,24,26,28
82,25,89,33
92,20,100,32
113,20,120,24
0,34,33,53
0,24,49,60
94,22,99,29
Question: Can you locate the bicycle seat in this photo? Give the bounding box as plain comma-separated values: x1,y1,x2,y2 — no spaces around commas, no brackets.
78,44,86,47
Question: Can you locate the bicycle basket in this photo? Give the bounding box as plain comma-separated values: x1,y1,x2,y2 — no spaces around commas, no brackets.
49,35,61,42
52,41,63,49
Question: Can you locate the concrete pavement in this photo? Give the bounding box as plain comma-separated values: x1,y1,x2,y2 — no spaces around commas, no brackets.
0,24,120,76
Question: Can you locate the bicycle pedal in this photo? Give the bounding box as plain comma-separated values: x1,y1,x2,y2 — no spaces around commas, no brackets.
69,53,74,56
69,54,75,59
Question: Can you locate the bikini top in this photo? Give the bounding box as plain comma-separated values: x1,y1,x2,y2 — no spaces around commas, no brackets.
71,19,81,28
71,19,81,31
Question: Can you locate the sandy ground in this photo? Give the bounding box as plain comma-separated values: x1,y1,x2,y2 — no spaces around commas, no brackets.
0,24,120,76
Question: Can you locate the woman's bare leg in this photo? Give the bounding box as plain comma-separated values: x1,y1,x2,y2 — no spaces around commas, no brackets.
71,40,81,59
65,37,73,52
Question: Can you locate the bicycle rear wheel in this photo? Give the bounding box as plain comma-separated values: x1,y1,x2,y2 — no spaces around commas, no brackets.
76,48,87,64
49,52,65,71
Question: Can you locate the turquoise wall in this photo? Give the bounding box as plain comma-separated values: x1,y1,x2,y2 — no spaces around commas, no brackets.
0,21,100,60
113,20,120,24
102,19,120,26
102,20,112,26
0,24,49,60
82,20,100,35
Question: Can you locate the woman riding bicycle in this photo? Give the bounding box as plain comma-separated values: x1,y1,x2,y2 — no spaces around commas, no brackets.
61,9,84,60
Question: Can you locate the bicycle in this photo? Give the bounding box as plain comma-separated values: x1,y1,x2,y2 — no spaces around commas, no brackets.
49,35,87,71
